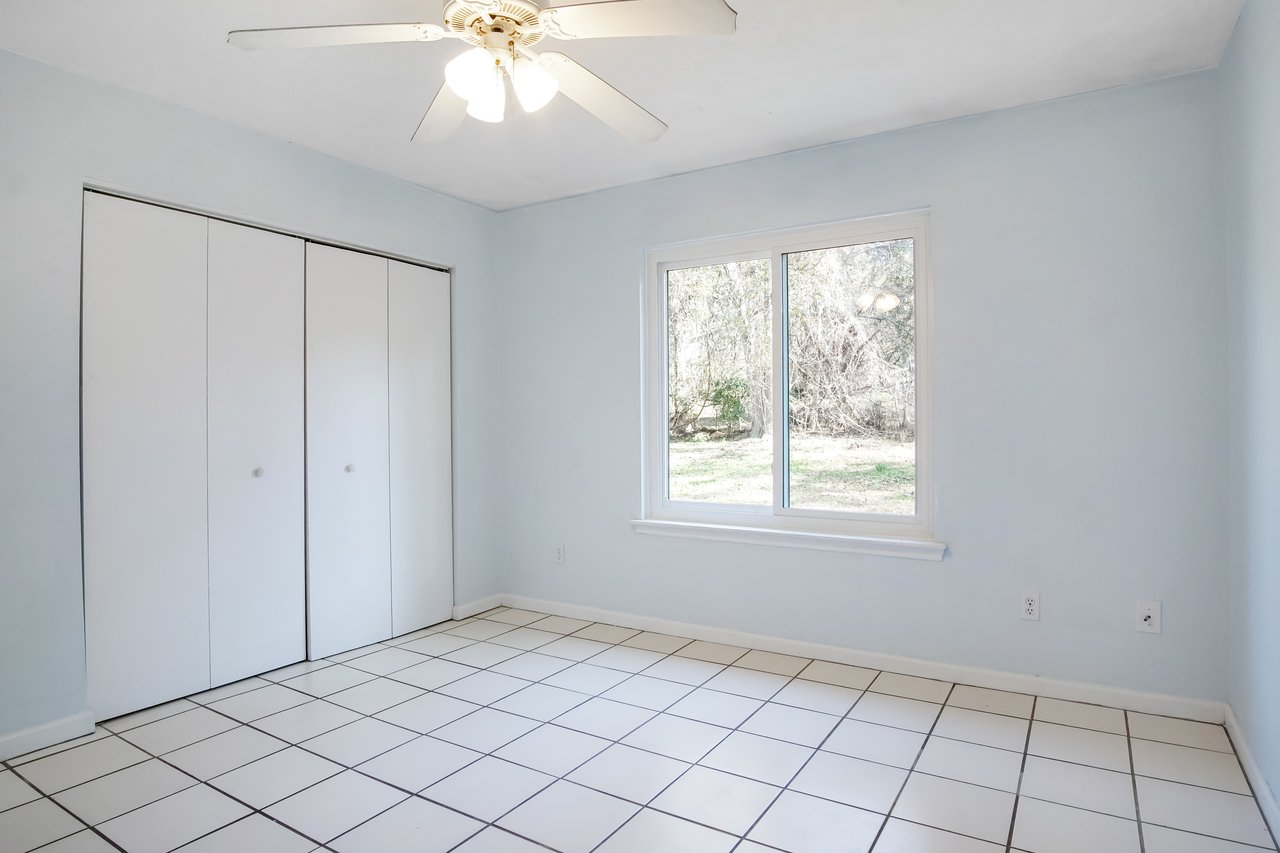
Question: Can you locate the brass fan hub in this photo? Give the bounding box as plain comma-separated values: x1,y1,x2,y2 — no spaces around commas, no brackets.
443,0,546,47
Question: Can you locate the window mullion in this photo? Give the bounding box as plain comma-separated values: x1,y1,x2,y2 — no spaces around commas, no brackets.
771,250,787,516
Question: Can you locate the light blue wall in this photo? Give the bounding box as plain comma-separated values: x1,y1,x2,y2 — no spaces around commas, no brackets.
1222,0,1280,807
496,72,1230,701
0,50,504,746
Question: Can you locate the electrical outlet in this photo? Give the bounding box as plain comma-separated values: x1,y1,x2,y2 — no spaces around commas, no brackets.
1137,600,1162,634
1021,593,1040,621
553,543,566,565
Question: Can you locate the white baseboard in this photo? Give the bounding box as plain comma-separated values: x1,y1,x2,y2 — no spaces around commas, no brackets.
1226,705,1280,838
453,594,504,621
0,711,94,763
499,594,1227,724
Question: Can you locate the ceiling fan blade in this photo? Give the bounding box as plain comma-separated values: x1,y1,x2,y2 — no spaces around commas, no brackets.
540,53,667,142
539,0,736,40
228,23,451,50
412,84,469,144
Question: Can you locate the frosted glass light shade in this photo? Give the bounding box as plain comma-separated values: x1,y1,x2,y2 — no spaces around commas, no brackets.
466,64,506,123
511,56,559,113
446,47,498,102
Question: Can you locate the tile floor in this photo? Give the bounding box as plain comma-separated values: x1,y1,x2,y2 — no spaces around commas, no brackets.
2,607,1276,853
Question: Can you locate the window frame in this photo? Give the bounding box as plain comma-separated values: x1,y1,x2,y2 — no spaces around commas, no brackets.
639,210,939,555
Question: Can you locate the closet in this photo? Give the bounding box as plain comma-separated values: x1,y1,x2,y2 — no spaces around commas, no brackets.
81,192,452,720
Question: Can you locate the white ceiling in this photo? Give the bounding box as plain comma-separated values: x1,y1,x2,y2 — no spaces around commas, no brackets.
1,1,1243,210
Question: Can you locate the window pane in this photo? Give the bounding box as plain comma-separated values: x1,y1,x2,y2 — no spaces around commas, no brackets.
667,259,772,505
785,238,916,514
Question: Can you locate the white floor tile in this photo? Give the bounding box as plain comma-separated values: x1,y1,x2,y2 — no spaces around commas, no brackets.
173,813,316,852
740,702,840,747
590,646,667,673
674,641,747,665
18,737,149,793
53,758,195,825
97,785,250,853
0,769,40,811
442,641,524,669
209,683,312,722
948,685,1034,719
164,724,288,780
0,799,84,851
799,660,879,690
102,699,199,733
492,683,589,721
329,796,483,853
399,633,477,657
282,664,377,698
622,632,693,654
302,717,417,766
9,729,111,766
544,662,631,694
870,672,953,704
326,677,425,715
254,699,362,742
389,658,480,691
494,724,611,776
356,735,482,792
873,818,1005,852
328,643,392,663
498,780,638,853
621,714,731,762
823,719,927,769
538,636,612,662
486,608,549,627
915,737,1023,792
573,623,641,644
1129,712,1235,753
1019,755,1136,819
554,698,656,740
748,789,882,853
446,620,518,641
700,731,814,786
567,744,690,804
790,750,907,814
933,706,1029,752
1142,823,1277,853
431,709,540,752
260,660,334,682
651,765,779,835
210,746,343,808
486,627,561,651
1011,796,1140,853
1027,721,1131,772
603,675,693,710
118,707,240,755
422,756,554,821
703,666,789,700
451,827,548,852
847,692,943,734
31,830,119,853
343,646,429,676
374,692,480,734
1033,698,1126,735
1132,738,1250,794
1137,776,1275,848
597,807,737,853
771,678,862,715
489,652,573,682
641,656,726,686
265,770,406,843
891,773,1015,844
736,649,812,676
437,671,532,705
666,687,763,728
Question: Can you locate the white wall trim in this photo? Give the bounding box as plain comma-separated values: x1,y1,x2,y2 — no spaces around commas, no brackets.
632,519,946,560
499,594,1226,723
0,711,94,763
1226,705,1280,838
453,594,504,621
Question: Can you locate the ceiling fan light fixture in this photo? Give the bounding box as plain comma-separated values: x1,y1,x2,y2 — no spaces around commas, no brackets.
511,55,559,113
445,46,498,101
465,62,507,123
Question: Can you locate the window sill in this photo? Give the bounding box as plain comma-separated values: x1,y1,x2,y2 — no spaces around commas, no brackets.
630,519,947,561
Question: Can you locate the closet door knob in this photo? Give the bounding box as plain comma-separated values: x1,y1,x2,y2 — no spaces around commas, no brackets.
252,467,265,478
344,464,355,473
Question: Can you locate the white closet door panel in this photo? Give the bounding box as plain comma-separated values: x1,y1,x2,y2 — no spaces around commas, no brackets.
305,244,392,659
82,193,210,720
388,261,454,634
207,221,306,685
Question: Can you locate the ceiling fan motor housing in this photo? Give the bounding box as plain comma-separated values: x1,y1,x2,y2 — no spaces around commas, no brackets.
444,0,546,47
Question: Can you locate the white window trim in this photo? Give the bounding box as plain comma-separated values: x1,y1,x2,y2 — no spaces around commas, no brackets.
636,210,945,561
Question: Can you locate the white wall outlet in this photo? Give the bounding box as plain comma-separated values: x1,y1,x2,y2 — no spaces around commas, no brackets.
1137,600,1162,634
1021,593,1040,621
553,543,566,565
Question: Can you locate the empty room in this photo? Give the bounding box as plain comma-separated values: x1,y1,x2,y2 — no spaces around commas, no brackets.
1,0,1277,851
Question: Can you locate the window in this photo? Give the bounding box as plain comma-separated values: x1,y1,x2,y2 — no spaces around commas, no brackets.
638,211,942,559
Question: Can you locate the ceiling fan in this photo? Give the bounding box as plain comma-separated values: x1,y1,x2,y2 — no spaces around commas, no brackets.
229,0,737,143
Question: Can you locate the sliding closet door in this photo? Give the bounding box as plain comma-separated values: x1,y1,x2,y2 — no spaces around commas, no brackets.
82,193,210,719
388,261,454,634
306,244,392,659
207,221,306,685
